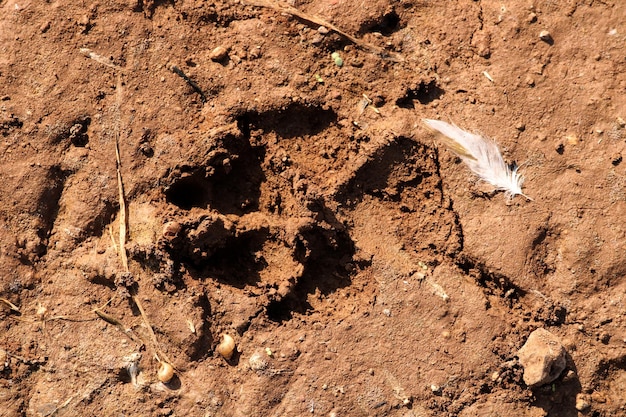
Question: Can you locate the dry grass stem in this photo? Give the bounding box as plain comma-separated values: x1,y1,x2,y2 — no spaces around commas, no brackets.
112,73,173,367
80,47,125,71
247,0,404,62
0,297,21,313
94,308,143,345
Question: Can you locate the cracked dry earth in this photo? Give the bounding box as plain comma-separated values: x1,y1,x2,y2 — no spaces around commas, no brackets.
1,1,626,416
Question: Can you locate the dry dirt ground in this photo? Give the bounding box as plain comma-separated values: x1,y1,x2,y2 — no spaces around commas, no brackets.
1,0,626,416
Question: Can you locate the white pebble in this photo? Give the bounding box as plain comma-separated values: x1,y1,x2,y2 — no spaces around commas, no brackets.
249,350,269,371
539,30,552,42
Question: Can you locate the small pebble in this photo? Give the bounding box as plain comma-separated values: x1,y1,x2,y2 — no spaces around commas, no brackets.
517,328,567,387
78,14,90,27
40,21,51,33
566,134,579,145
317,25,329,35
430,384,441,393
209,46,228,62
162,221,182,240
249,350,269,371
249,46,261,59
36,304,47,318
575,394,590,411
310,34,324,44
472,31,491,58
611,153,622,166
539,30,552,42
562,369,577,382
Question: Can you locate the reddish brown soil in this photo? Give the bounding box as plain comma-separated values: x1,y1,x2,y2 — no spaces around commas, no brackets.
1,1,626,416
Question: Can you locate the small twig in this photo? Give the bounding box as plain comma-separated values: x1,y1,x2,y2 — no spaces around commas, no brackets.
108,225,118,253
114,77,129,273
94,308,143,345
80,47,125,71
426,278,450,302
131,293,173,366
384,369,412,405
168,64,208,103
47,395,74,417
79,43,176,372
0,297,20,314
247,0,404,62
46,315,97,323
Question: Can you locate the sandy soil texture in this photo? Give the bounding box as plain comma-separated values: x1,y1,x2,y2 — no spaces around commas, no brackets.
1,1,626,416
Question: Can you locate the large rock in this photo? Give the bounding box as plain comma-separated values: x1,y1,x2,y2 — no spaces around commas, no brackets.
517,328,567,387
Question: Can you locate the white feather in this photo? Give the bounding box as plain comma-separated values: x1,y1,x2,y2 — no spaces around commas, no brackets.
423,119,530,201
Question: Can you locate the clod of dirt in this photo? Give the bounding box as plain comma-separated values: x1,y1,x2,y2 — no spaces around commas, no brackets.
517,328,567,388
180,213,236,263
0,114,23,136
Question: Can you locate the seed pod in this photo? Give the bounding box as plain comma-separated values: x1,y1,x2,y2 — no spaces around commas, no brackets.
158,362,174,383
217,334,236,360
